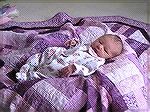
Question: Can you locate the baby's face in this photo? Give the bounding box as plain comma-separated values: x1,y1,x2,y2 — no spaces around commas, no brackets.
91,35,122,59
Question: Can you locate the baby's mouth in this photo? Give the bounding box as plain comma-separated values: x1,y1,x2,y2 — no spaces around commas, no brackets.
92,47,97,53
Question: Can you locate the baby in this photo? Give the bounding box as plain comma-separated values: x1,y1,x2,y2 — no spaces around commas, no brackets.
16,34,123,81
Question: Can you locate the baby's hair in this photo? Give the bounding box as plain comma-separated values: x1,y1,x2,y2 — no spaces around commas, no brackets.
113,35,122,43
112,34,123,45
111,34,123,54
104,34,123,56
105,34,122,42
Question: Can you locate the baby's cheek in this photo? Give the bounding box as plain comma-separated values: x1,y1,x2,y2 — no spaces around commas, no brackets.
99,52,109,59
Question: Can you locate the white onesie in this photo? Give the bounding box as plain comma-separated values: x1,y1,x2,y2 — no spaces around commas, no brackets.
16,45,105,81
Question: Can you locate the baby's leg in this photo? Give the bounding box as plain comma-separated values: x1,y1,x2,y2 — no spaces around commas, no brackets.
16,53,42,81
16,47,66,81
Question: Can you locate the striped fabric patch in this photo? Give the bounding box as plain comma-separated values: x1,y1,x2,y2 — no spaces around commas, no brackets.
125,38,150,57
110,23,123,32
122,27,137,38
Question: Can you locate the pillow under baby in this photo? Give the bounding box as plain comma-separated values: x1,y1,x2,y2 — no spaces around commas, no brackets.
77,23,137,58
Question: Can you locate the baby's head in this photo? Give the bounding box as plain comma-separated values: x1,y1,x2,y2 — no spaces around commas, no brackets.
91,34,123,59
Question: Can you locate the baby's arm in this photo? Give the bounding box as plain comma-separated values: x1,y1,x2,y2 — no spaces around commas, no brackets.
59,64,76,77
59,58,105,77
73,58,105,76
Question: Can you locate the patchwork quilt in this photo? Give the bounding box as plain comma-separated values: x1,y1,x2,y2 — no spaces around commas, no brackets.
0,12,150,112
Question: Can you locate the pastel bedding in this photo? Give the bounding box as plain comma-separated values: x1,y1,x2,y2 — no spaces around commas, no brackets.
0,11,150,112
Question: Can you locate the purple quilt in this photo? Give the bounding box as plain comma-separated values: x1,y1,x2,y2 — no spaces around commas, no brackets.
0,12,150,112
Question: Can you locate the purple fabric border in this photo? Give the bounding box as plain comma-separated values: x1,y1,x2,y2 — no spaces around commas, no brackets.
0,12,149,43
85,15,149,32
0,12,149,32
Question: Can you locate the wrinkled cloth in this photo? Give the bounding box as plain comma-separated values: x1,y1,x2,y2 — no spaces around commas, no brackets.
16,45,105,81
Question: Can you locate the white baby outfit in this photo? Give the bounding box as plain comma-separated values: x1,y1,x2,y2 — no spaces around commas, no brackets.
16,45,105,81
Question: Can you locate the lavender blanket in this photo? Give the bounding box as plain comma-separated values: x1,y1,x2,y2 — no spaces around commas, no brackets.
0,12,150,112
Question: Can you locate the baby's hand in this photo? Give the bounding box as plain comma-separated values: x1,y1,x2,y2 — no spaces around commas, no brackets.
59,64,76,77
65,38,79,48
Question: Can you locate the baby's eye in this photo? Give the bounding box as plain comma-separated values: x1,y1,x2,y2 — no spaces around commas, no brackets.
104,48,108,54
99,40,102,44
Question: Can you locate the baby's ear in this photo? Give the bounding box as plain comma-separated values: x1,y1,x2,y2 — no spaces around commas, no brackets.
104,58,115,64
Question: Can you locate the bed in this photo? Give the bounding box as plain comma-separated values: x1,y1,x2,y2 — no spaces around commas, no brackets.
0,10,150,112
